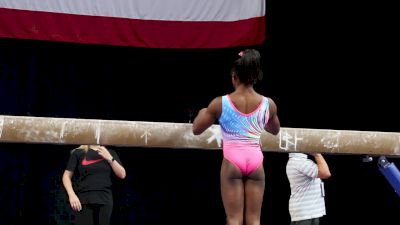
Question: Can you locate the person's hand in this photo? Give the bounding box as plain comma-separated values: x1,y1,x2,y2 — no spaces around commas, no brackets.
69,193,82,212
93,145,113,162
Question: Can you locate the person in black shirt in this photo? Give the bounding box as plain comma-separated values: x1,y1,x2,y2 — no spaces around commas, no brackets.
62,145,126,225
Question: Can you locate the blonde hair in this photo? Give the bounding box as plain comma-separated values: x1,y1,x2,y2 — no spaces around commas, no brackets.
70,145,90,154
71,145,101,154
78,145,90,152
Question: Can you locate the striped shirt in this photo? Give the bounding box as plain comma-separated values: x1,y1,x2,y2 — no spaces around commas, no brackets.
286,153,326,221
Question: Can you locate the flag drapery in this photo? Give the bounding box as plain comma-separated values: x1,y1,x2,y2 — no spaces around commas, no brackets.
0,0,266,48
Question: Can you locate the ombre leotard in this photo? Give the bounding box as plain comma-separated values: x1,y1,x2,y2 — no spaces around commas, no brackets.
219,95,270,176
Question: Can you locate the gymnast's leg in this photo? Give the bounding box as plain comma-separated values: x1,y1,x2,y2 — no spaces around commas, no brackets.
220,158,244,225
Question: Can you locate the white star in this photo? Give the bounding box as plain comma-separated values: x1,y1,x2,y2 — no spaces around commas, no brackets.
207,125,222,147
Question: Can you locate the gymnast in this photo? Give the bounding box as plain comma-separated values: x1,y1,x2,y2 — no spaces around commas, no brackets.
192,49,280,225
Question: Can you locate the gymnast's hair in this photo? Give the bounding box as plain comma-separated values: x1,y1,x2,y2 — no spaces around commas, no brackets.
231,49,263,85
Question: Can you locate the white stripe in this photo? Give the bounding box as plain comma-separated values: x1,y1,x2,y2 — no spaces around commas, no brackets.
291,206,325,216
290,196,324,207
0,0,265,21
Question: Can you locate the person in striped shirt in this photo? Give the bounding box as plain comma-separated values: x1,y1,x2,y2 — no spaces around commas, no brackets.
286,153,331,225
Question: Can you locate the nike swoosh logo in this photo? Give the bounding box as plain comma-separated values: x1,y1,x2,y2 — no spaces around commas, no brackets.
82,157,104,166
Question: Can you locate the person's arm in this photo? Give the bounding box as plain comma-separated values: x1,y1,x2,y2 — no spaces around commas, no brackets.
313,153,331,179
108,158,126,179
62,170,82,212
265,98,280,135
95,146,126,179
192,97,222,135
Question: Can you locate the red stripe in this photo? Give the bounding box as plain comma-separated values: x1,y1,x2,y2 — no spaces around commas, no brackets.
0,8,265,48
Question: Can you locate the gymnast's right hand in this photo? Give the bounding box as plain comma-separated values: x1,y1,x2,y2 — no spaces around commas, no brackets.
69,193,82,212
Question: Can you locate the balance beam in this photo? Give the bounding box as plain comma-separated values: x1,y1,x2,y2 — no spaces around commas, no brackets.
0,115,399,156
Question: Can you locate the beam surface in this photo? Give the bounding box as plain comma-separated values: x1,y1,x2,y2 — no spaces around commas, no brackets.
0,115,399,156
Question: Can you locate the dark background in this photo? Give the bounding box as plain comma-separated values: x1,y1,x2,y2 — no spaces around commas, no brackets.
0,0,399,224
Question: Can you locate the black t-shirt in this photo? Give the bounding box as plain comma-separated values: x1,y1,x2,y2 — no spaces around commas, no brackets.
65,148,122,205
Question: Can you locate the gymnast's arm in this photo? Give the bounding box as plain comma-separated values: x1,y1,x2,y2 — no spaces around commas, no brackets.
192,97,222,135
264,98,280,135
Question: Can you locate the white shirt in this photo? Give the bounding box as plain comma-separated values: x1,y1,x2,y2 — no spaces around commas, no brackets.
286,153,326,221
